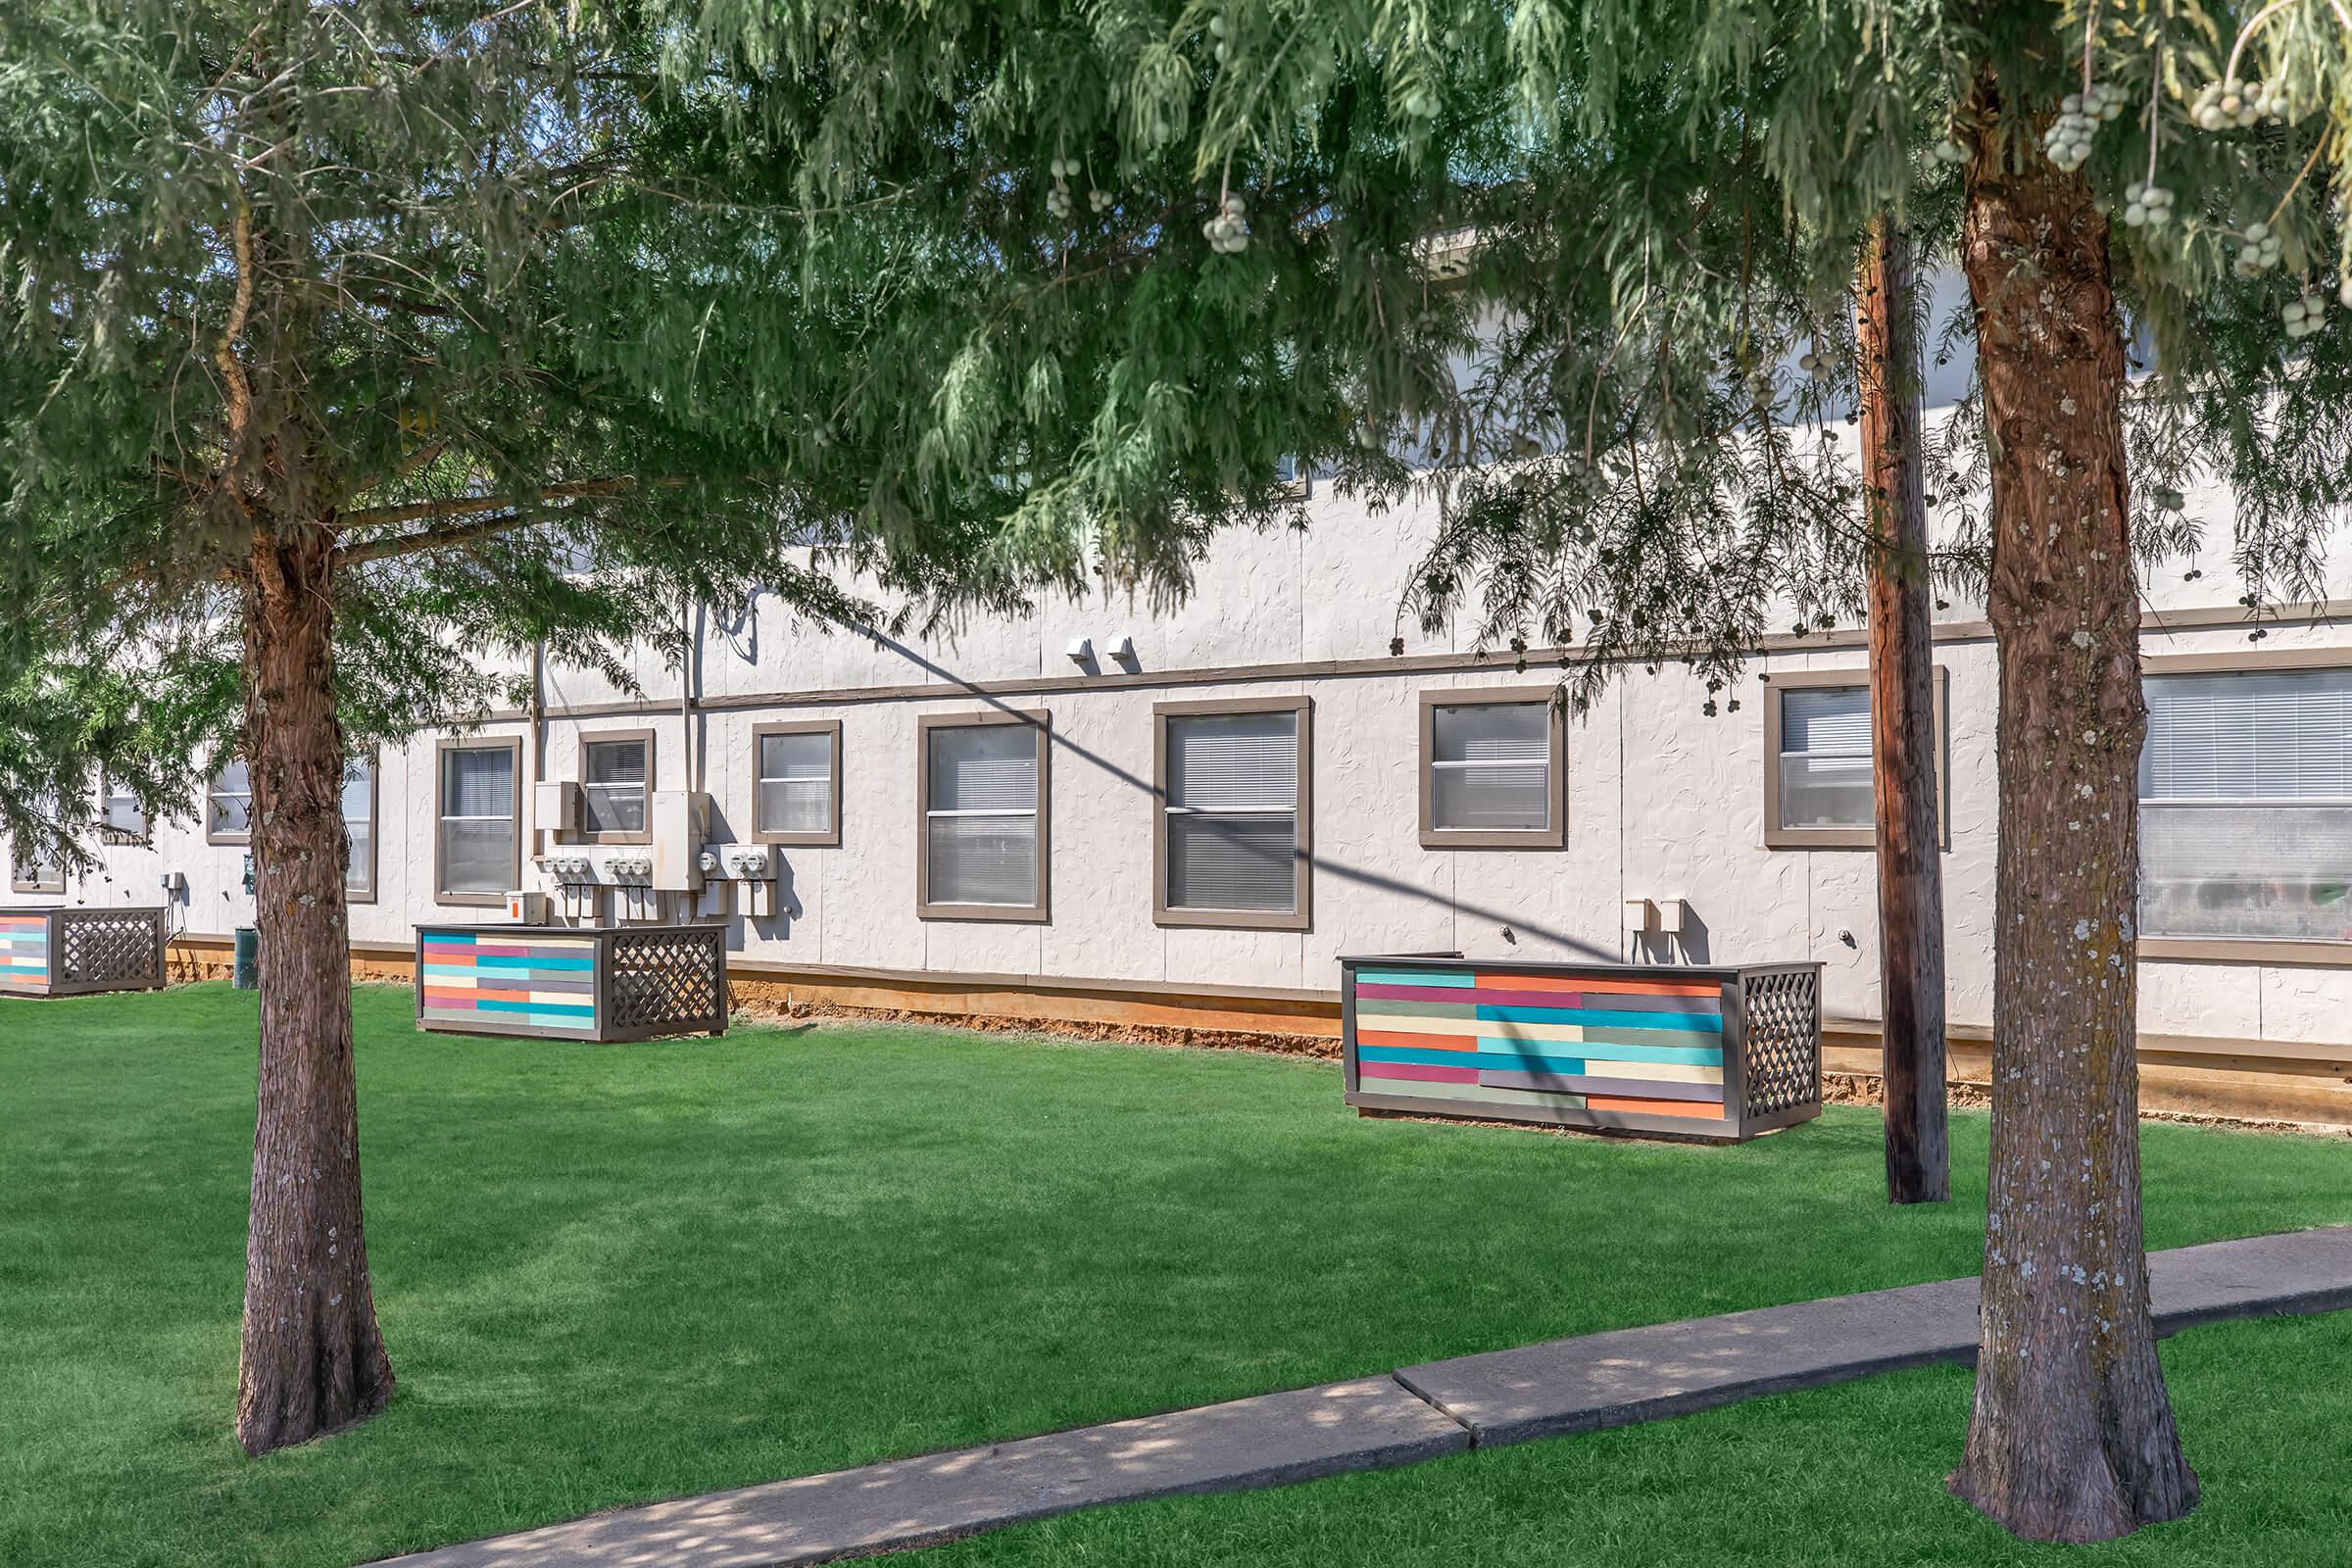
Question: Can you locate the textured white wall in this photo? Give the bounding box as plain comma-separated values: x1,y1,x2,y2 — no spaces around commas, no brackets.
12,485,2352,1048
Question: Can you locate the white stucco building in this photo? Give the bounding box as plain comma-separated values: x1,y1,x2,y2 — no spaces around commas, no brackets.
10,410,2352,1122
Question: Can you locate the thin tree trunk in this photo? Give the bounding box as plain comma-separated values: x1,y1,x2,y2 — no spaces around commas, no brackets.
1946,84,2195,1540
234,519,394,1455
1855,216,1949,1205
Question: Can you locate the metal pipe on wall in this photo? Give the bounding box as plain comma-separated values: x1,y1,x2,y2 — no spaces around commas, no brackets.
676,593,703,924
527,638,554,921
684,593,703,796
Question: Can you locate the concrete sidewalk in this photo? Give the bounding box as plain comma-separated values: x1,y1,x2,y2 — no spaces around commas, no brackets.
376,1227,2352,1568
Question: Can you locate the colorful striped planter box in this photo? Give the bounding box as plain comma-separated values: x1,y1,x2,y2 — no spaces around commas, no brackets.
0,907,166,998
414,924,727,1042
1342,955,1822,1142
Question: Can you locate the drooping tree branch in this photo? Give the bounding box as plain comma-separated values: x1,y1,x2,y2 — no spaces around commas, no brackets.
332,507,548,564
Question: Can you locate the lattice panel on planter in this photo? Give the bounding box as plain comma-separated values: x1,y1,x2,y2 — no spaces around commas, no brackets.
609,927,725,1034
1740,965,1821,1116
1338,955,1822,1142
59,910,165,989
415,922,727,1041
0,908,167,998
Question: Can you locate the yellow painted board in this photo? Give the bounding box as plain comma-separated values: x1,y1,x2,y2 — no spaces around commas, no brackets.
1573,1059,1726,1085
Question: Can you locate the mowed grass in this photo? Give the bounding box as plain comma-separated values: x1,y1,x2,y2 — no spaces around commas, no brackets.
922,1313,2352,1568
0,982,2343,1568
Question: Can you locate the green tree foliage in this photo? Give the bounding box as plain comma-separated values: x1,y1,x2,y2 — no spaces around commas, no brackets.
0,0,1457,843
5,0,2350,1505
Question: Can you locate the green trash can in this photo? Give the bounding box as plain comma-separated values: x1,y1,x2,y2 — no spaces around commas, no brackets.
232,926,260,991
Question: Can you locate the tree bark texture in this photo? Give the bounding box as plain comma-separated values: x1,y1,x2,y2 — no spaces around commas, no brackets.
234,521,395,1454
1946,95,2196,1540
1856,216,1950,1206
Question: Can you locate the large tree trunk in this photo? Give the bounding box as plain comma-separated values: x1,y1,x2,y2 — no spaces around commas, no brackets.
234,520,395,1454
1945,88,2195,1539
1855,216,1949,1205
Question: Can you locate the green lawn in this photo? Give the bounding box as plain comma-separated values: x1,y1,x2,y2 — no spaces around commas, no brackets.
0,982,2345,1568
922,1313,2352,1567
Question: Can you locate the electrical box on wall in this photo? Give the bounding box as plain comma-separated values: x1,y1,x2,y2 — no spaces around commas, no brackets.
506,889,550,923
703,843,775,882
535,780,582,835
696,843,776,917
650,790,710,892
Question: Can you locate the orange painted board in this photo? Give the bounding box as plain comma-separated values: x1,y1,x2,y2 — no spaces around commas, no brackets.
1587,1095,1727,1121
1473,973,1720,999
1356,1028,1479,1053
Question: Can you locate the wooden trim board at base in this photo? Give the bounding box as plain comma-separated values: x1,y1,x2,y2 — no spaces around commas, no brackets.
154,934,2352,1127
728,969,1341,1043
1820,1016,2352,1130
164,935,1343,1043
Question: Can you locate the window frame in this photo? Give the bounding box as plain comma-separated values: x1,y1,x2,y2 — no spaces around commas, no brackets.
205,758,253,846
2135,647,2352,966
571,726,656,846
1152,694,1313,932
914,710,1051,924
10,841,64,896
1417,686,1567,849
1760,667,1951,850
433,735,523,906
752,718,843,848
98,775,149,845
342,749,380,906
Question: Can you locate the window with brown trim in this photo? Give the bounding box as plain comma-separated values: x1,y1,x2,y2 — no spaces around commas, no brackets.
754,719,842,847
11,810,64,895
916,711,1049,922
206,759,252,845
576,728,654,842
435,737,521,905
99,777,148,844
1153,696,1311,931
342,752,379,904
2138,659,2352,952
1418,688,1565,848
1761,669,1950,849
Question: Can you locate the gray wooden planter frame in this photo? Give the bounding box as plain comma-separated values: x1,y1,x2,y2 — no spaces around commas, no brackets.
0,906,170,998
414,923,729,1042
1340,952,1824,1144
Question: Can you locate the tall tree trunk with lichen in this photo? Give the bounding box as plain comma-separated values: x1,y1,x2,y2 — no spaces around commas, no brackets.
232,516,394,1453
1856,215,1949,1205
1945,84,2196,1541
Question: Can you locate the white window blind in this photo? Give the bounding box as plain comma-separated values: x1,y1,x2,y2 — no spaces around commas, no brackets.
581,738,649,835
1778,686,1873,830
11,844,60,890
101,779,146,840
13,795,62,891
440,746,515,896
1430,702,1551,831
209,760,252,838
926,725,1039,906
759,731,833,835
1165,711,1298,912
2140,669,2352,942
342,758,374,898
